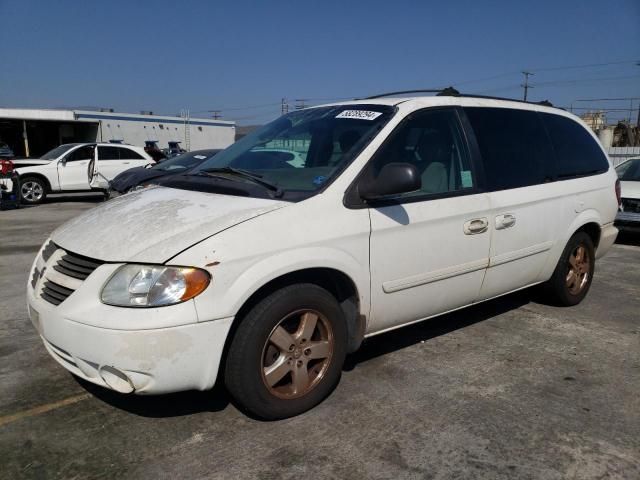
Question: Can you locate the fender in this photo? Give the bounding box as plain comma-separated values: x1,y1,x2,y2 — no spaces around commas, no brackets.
191,246,369,324
16,165,60,191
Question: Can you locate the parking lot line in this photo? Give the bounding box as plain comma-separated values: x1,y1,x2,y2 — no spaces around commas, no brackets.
0,393,91,428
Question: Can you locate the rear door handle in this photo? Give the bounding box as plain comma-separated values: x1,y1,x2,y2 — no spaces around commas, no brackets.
464,217,488,235
495,213,516,230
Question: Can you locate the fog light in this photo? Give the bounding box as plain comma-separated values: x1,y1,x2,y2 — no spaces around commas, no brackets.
99,365,135,393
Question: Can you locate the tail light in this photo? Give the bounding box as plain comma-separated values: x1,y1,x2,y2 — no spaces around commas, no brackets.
615,179,621,207
0,159,14,175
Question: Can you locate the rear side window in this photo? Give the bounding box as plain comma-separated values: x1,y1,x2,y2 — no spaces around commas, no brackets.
540,113,609,179
98,146,120,160
119,148,145,160
464,107,554,191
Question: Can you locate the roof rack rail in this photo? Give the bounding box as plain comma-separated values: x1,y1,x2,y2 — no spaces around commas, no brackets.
362,87,554,107
453,93,554,107
363,87,460,99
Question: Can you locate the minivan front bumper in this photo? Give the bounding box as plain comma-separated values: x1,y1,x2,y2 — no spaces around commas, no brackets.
27,270,233,395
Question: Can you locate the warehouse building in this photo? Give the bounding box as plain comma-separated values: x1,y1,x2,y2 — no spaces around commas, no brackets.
0,108,236,158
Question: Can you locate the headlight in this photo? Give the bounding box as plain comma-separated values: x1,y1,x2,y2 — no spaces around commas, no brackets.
101,264,210,307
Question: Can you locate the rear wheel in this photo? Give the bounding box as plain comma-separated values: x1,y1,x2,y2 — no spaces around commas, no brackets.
224,284,347,420
541,232,595,306
20,177,47,205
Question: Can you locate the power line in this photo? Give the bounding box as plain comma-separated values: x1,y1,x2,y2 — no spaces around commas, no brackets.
527,59,639,72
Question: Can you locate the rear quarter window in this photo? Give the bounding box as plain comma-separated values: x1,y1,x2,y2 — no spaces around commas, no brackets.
540,113,609,179
119,148,145,160
464,107,554,191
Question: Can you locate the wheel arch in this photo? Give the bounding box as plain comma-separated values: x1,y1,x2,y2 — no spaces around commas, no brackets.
574,221,601,250
221,266,365,373
540,211,603,282
18,172,52,193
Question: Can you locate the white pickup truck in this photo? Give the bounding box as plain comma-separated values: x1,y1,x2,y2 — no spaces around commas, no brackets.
15,143,153,204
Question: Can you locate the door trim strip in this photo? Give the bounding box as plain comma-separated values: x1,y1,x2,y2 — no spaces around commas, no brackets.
382,258,488,293
489,240,554,267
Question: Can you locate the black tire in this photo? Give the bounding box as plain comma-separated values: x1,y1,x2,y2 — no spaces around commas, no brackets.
224,283,347,420
19,176,47,205
541,231,595,306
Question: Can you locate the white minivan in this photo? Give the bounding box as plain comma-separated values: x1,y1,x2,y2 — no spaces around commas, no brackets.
16,143,152,204
27,94,619,419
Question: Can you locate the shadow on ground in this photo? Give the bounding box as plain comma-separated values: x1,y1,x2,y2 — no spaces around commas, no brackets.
75,378,230,418
44,194,105,204
75,289,534,419
345,289,532,369
616,231,640,247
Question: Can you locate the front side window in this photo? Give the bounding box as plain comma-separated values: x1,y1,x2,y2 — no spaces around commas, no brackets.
465,107,554,191
66,145,94,162
541,113,609,179
192,105,395,199
364,108,475,198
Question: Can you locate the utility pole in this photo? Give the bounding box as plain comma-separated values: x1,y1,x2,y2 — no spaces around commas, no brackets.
281,98,289,115
209,110,222,120
295,99,308,110
521,71,534,101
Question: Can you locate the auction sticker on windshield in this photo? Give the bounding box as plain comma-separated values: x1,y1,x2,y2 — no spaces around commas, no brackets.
336,110,383,120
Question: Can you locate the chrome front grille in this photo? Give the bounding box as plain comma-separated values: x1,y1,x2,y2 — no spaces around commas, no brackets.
38,244,104,306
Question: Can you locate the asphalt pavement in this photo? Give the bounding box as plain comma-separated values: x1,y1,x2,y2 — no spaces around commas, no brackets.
1,198,639,480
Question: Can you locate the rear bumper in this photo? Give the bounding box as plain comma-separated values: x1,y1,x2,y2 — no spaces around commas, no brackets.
596,222,618,259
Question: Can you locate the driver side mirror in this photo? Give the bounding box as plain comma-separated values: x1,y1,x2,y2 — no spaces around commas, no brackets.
359,162,421,201
59,157,67,166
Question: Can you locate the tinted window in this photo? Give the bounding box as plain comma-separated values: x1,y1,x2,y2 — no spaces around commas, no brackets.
119,148,145,160
66,145,94,162
541,113,609,178
366,108,474,197
465,107,554,191
98,146,120,160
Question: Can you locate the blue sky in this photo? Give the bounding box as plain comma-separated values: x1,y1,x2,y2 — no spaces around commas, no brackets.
1,0,639,124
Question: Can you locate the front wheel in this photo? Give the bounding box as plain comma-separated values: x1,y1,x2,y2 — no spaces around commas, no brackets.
224,284,347,420
20,177,47,205
541,231,595,306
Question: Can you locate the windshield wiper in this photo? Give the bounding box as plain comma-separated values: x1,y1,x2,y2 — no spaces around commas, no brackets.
193,167,283,198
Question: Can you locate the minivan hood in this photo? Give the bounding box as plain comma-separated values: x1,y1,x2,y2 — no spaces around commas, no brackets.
51,186,287,262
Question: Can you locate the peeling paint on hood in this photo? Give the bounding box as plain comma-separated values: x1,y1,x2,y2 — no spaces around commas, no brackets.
51,186,287,262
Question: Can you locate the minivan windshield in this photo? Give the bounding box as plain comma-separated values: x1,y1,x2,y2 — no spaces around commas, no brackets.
189,104,395,200
40,144,78,160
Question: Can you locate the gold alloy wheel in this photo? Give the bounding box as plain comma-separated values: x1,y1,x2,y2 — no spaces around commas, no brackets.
261,309,334,399
566,244,590,295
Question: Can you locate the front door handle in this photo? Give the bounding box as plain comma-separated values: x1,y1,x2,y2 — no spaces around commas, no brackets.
464,217,488,235
495,213,516,230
